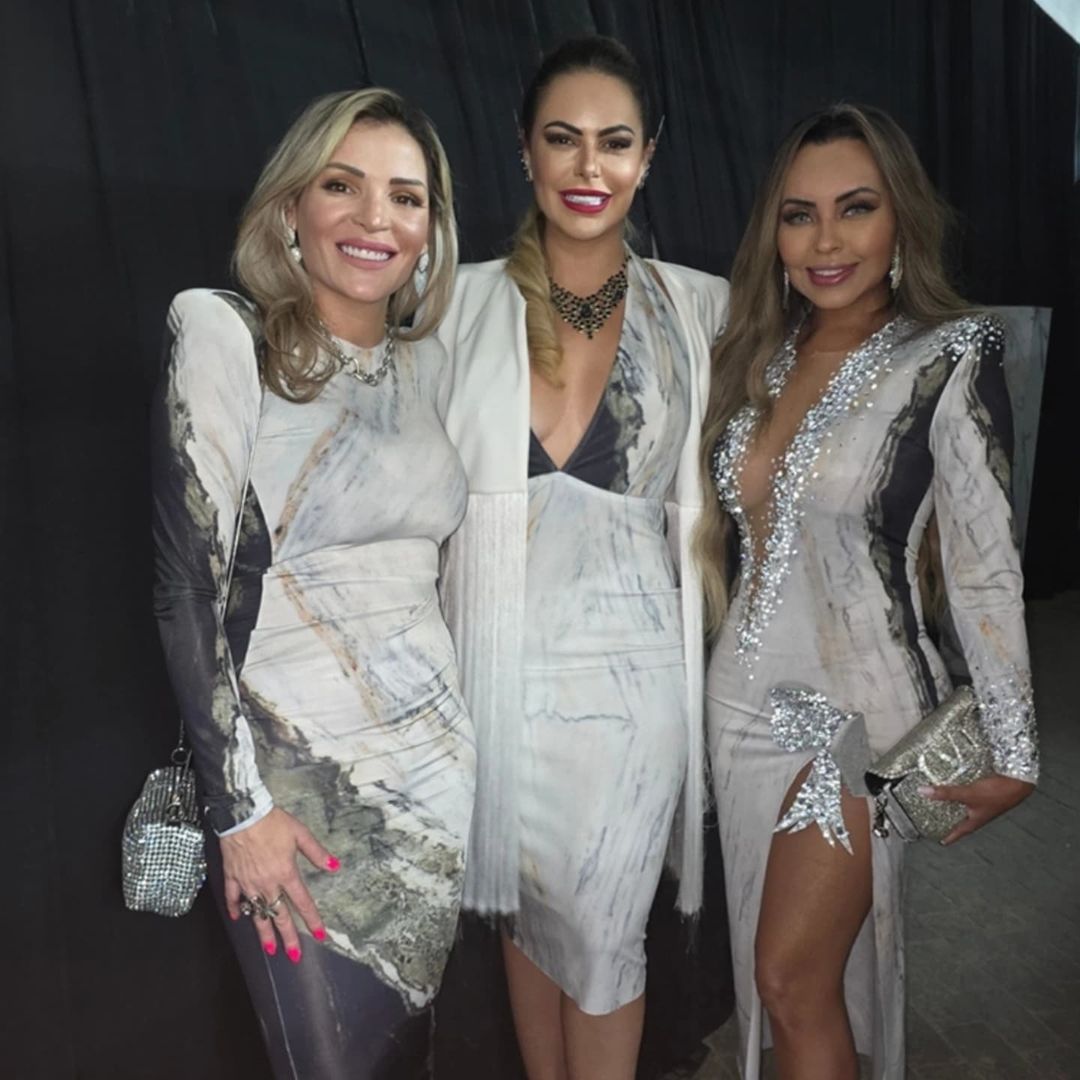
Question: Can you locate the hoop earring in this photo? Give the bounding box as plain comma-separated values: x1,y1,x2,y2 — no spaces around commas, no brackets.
782,266,790,309
889,243,903,291
288,229,302,265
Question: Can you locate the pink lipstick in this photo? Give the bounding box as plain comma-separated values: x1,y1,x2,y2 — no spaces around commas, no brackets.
336,238,398,269
559,189,612,215
806,264,856,288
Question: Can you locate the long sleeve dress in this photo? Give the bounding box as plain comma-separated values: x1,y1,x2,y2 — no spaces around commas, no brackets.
435,253,728,1015
706,313,1039,1078
152,289,475,1080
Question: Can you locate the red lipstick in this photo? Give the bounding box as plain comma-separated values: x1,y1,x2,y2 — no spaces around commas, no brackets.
559,189,612,215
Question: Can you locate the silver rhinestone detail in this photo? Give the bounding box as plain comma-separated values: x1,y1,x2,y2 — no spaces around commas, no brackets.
713,317,912,668
769,684,861,852
977,671,1039,782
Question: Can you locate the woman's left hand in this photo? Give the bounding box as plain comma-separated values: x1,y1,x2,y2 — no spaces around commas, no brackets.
919,775,1035,846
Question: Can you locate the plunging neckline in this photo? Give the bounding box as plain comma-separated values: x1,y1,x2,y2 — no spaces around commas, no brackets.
530,265,634,473
714,314,909,666
741,316,899,550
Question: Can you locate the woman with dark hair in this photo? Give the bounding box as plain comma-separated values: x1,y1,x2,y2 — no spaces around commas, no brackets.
437,35,728,1080
152,88,474,1078
699,104,1038,1079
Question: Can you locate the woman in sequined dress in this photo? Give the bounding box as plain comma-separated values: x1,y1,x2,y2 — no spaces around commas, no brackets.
434,37,728,1080
697,104,1038,1079
152,89,474,1078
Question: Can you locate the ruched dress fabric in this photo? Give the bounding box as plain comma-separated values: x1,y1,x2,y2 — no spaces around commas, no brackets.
152,289,475,1080
512,261,693,1015
705,314,1039,1079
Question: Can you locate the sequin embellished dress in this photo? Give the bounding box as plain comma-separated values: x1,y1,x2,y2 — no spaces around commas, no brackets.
705,314,1039,1078
152,290,475,1079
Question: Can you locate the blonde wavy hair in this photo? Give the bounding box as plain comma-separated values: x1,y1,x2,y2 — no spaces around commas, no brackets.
507,36,653,383
233,88,458,402
696,104,976,636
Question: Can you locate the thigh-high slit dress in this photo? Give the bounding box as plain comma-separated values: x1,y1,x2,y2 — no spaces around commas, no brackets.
705,314,1039,1078
152,289,475,1079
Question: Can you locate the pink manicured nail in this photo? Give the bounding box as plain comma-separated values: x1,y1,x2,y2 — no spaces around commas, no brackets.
917,785,935,797
229,911,240,921
313,928,327,942
263,940,277,956
326,856,341,872
287,946,302,964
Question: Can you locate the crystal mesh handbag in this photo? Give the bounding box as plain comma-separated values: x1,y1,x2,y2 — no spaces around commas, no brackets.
124,306,262,915
122,740,206,916
866,685,994,842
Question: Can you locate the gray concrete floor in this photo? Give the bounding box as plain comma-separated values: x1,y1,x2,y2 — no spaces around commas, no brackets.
678,590,1080,1080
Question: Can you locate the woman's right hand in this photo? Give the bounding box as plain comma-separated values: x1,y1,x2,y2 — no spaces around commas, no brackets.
219,807,341,962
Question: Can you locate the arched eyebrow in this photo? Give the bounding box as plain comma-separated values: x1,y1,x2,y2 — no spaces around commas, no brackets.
324,161,427,189
781,186,881,208
542,121,637,138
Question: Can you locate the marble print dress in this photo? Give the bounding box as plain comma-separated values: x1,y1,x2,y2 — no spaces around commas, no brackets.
513,259,693,1015
706,314,1039,1078
152,289,475,1079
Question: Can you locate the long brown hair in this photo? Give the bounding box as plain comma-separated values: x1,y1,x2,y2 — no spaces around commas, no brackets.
233,88,458,402
696,103,975,634
506,36,653,383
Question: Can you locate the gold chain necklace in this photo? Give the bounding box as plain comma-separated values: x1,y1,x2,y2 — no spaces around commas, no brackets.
548,258,629,339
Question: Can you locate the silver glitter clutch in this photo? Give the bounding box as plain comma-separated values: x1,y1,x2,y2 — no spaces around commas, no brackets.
122,748,207,917
866,686,994,842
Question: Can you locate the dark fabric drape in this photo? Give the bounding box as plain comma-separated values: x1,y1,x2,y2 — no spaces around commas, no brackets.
2,2,1076,1077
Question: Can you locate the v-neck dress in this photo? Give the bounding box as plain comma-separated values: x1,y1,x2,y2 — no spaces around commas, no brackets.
512,260,693,1015
705,314,1039,1078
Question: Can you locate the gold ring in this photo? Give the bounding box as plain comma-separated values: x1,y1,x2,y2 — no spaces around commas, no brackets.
239,891,286,920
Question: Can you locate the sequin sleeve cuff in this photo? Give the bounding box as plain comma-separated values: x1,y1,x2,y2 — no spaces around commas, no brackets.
979,676,1040,784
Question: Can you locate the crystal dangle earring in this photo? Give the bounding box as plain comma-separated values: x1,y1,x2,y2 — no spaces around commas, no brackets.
889,242,902,291
781,266,790,309
289,229,302,265
519,149,532,182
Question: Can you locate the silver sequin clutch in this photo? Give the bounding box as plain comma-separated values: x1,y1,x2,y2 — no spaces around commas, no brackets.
121,753,206,917
866,686,994,842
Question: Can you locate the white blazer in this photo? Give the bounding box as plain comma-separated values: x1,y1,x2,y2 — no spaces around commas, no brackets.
437,254,729,916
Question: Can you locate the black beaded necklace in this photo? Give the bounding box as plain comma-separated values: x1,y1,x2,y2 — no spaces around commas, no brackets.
548,257,629,339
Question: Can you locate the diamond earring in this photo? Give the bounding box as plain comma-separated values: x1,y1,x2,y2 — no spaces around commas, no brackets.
782,266,790,309
637,165,651,191
889,243,903,291
288,229,302,265
519,149,532,182
417,250,430,276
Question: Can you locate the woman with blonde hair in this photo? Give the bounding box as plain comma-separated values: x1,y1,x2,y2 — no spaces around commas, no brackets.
437,36,728,1080
152,87,473,1078
700,103,1038,1078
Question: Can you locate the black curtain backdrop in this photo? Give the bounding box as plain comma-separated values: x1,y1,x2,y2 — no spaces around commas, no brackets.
2,2,1077,1078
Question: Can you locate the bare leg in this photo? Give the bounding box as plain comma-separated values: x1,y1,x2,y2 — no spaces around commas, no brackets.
502,933,568,1080
754,768,873,1080
562,993,644,1080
